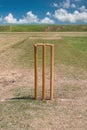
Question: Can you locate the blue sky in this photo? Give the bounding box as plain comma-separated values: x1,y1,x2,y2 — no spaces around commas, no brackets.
0,0,87,24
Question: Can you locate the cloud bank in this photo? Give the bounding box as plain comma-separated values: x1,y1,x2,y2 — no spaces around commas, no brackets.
54,8,87,23
0,0,87,24
3,11,55,24
52,0,76,9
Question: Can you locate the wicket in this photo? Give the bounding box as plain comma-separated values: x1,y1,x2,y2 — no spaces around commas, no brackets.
34,44,54,100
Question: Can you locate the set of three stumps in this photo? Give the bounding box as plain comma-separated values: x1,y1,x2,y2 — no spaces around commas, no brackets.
34,44,54,100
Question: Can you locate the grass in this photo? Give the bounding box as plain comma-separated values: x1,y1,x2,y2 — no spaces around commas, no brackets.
0,32,87,130
58,84,82,99
0,99,57,130
57,37,87,69
0,96,87,130
10,36,87,70
0,24,87,32
13,86,34,98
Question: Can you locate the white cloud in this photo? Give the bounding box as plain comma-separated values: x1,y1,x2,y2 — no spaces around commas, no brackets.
2,6,87,24
54,8,87,23
52,0,76,9
40,17,55,24
71,4,76,8
79,6,87,12
4,11,39,24
63,0,70,8
52,3,59,8
46,12,51,17
3,11,55,24
19,11,39,23
4,13,17,23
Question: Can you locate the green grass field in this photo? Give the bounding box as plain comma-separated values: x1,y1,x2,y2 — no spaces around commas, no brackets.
0,24,87,32
0,32,87,130
11,36,87,69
